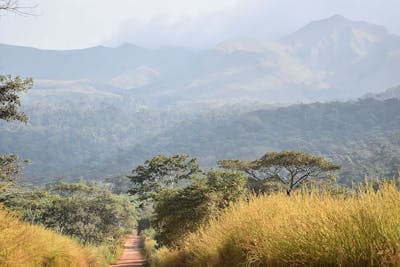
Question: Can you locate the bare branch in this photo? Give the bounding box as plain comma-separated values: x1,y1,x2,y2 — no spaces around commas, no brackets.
0,0,38,16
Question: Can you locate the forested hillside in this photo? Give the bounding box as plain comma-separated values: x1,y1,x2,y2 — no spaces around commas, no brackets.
114,97,400,185
1,94,399,185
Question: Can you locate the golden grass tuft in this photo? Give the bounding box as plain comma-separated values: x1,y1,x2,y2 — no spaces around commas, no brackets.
0,207,103,267
157,181,400,266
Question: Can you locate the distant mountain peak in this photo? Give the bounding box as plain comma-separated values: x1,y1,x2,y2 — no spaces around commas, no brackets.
326,14,349,22
285,15,388,39
362,85,400,100
329,14,347,19
280,15,393,69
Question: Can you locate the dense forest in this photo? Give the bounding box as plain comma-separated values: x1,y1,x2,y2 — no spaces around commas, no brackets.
1,93,399,185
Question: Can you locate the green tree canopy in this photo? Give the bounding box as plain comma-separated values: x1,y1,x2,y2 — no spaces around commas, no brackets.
0,75,32,184
0,75,33,123
153,169,247,246
41,183,137,244
219,151,340,195
128,154,202,201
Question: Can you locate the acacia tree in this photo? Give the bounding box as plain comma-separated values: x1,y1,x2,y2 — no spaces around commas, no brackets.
128,154,202,201
219,151,340,196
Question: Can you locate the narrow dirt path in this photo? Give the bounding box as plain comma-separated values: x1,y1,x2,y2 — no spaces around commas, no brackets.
108,232,146,267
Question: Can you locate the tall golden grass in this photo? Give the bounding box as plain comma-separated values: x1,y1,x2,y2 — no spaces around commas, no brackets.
157,181,400,266
0,207,103,267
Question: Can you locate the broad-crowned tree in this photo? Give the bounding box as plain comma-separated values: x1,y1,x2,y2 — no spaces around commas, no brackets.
128,154,202,202
219,151,340,196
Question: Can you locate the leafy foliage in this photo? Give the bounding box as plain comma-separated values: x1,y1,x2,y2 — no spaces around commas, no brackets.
0,74,31,185
153,183,214,246
128,154,202,201
205,169,247,208
0,74,32,122
43,183,137,244
148,167,247,246
220,151,340,195
154,98,400,184
0,96,399,185
4,183,137,245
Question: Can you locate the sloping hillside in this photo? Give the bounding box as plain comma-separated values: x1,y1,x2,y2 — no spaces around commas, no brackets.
115,97,400,184
1,15,400,104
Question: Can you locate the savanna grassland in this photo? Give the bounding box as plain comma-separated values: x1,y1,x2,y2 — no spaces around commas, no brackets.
151,182,400,267
0,207,101,267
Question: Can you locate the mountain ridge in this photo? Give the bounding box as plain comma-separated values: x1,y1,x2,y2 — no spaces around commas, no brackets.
1,15,400,104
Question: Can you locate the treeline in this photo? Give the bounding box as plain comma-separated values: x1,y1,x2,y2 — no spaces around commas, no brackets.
1,95,400,185
145,97,400,184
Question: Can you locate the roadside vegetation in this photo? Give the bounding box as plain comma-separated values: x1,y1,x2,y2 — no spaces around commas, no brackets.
154,181,400,266
0,206,100,267
126,153,400,267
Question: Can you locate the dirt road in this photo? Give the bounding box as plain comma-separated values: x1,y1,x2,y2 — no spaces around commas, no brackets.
108,233,146,267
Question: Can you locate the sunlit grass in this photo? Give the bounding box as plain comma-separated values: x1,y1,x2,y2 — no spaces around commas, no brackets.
0,207,103,267
158,181,400,266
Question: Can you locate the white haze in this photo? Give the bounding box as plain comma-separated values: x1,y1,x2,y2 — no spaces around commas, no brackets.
0,0,399,49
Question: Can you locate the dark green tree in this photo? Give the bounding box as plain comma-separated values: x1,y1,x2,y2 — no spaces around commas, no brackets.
153,169,247,246
153,183,213,246
128,154,202,201
205,169,247,209
219,151,340,196
0,75,33,122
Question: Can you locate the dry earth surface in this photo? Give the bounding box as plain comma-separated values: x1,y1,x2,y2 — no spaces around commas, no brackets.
108,233,146,267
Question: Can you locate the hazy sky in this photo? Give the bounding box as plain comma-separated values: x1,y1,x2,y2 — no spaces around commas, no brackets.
0,0,399,50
